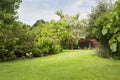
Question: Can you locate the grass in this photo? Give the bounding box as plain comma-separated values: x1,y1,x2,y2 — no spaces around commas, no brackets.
0,50,120,80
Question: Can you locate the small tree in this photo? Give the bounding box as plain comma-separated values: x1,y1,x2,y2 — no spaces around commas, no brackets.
101,0,120,58
56,10,86,49
88,0,120,58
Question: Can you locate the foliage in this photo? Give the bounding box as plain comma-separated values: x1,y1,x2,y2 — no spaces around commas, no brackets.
13,22,34,58
101,0,120,58
31,20,66,57
0,0,22,61
88,0,120,58
35,37,62,56
0,0,91,61
87,0,113,38
0,21,34,61
32,48,43,57
0,38,18,61
0,0,22,26
56,10,87,49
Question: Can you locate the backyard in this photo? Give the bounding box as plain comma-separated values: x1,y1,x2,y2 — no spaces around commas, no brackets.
0,0,120,80
0,50,120,80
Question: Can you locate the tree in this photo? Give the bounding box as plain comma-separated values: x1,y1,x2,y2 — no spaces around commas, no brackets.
87,0,113,38
101,0,120,58
0,0,22,61
32,19,46,28
87,0,113,57
12,21,34,57
0,0,22,26
87,0,120,58
31,20,66,56
56,10,86,49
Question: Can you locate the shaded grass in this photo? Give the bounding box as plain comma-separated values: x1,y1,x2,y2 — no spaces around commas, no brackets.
0,50,120,80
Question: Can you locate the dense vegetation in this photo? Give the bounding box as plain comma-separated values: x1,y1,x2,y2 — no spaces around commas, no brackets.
87,0,120,59
0,0,120,61
0,0,86,61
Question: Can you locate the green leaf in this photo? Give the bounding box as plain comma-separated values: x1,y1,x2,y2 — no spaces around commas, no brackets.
0,21,2,25
110,43,117,52
117,36,120,42
109,39,116,45
114,28,119,33
116,15,119,20
106,24,111,28
92,28,97,34
110,19,114,22
102,28,108,35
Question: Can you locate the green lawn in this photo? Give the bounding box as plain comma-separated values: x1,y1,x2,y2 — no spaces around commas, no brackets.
0,50,120,80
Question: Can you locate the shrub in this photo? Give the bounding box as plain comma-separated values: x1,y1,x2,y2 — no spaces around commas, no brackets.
96,44,112,58
0,47,17,61
32,48,43,57
35,37,62,56
95,1,120,58
0,38,18,61
52,45,62,54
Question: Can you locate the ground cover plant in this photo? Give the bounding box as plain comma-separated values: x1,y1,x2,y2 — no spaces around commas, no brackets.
0,50,120,80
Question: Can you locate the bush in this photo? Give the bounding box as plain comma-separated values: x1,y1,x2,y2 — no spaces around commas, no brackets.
0,38,18,61
94,1,120,58
0,48,17,61
32,48,43,57
96,44,112,58
52,45,62,54
15,44,33,58
35,37,62,56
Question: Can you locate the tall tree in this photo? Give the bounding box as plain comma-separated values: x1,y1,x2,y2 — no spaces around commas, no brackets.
56,10,86,49
0,0,22,26
0,0,22,61
101,0,120,58
87,0,120,58
87,0,113,38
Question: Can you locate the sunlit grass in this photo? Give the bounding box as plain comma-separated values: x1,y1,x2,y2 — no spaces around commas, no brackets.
0,50,120,80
